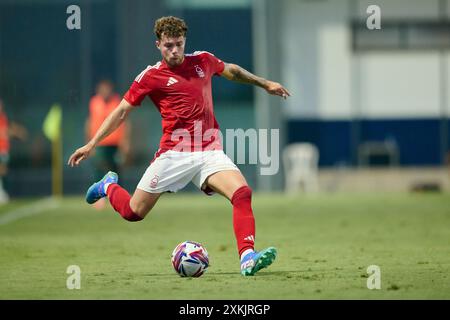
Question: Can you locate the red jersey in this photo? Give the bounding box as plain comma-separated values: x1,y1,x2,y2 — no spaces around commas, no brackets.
123,51,225,153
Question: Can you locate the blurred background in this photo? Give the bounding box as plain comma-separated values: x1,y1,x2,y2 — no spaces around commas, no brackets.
1,0,449,199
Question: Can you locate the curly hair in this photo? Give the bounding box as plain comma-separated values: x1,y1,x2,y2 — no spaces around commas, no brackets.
154,16,188,40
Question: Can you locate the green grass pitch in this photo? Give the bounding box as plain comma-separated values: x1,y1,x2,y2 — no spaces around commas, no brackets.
0,192,449,299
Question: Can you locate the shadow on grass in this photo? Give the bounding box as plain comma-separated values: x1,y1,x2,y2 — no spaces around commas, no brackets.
141,269,334,278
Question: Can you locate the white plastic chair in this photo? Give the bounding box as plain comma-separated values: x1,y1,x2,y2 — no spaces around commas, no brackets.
282,143,320,193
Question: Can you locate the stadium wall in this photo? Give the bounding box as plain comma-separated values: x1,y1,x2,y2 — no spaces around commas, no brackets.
282,0,450,166
318,167,450,193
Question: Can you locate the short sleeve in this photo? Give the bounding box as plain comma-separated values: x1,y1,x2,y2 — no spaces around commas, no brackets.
203,52,225,76
123,68,154,106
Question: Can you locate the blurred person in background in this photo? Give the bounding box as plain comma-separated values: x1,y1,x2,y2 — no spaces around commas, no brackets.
0,98,28,203
85,80,131,209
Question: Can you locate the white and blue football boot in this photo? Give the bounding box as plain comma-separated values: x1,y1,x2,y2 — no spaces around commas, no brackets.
240,247,277,276
85,171,118,204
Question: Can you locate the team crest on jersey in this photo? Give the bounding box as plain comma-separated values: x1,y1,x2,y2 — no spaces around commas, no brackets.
194,65,205,78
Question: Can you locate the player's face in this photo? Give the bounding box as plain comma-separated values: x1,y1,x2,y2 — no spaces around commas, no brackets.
156,34,186,67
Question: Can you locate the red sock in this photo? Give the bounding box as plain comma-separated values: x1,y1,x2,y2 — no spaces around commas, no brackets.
106,184,143,222
231,186,255,256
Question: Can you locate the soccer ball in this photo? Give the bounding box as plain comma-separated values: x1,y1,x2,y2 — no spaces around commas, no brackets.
171,241,209,277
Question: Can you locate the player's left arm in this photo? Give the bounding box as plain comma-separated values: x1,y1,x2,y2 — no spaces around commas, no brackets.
221,63,291,99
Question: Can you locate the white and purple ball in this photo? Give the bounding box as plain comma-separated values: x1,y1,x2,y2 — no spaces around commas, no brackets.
171,241,209,277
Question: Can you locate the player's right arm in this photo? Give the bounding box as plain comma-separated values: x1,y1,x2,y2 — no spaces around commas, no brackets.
68,98,134,167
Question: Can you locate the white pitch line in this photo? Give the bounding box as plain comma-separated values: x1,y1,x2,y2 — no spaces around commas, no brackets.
0,197,61,226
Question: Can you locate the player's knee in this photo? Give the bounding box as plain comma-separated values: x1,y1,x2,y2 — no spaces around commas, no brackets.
124,211,144,222
129,201,151,220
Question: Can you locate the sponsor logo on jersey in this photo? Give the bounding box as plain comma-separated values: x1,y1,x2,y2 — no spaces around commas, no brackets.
166,77,178,86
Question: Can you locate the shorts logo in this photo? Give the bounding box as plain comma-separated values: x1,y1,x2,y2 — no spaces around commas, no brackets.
194,65,205,78
150,174,160,188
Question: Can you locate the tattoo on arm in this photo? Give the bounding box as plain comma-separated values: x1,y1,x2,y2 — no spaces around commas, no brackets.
228,64,268,89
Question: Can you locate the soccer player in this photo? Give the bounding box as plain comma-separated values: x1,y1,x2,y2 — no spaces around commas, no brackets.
68,16,291,276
